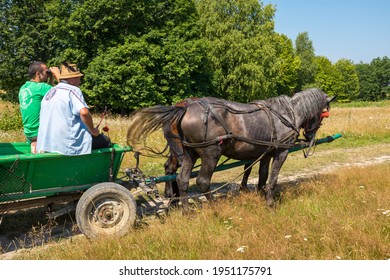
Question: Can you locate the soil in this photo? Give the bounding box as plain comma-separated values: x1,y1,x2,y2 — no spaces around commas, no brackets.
1,143,390,259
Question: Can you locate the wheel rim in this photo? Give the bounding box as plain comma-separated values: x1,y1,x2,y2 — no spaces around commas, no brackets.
88,197,130,234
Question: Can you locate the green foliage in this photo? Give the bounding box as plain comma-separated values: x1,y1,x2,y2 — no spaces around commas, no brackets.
196,0,281,102
355,63,381,101
310,56,340,95
311,57,360,101
274,34,300,95
55,0,212,111
0,0,53,101
295,32,316,90
0,105,23,131
334,59,360,101
1,0,389,108
356,56,390,101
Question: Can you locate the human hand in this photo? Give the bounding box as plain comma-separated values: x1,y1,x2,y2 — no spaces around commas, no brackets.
51,67,61,79
47,67,61,84
91,127,100,137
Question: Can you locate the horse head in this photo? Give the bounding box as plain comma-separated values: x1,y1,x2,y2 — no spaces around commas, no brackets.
303,95,336,142
292,90,336,142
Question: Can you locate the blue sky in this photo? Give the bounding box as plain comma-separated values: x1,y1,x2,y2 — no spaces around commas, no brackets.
262,0,390,63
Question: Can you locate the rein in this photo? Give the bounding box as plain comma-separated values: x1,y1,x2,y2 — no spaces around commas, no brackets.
302,110,330,157
96,106,108,128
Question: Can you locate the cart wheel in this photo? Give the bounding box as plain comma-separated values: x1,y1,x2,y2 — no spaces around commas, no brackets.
76,182,136,239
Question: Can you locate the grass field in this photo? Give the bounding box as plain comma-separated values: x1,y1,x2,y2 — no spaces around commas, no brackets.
9,163,390,260
0,99,389,260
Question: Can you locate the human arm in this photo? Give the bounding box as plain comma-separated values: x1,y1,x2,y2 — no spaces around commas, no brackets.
47,67,61,86
79,107,99,137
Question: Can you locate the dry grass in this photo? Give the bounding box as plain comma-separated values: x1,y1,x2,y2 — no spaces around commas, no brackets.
13,163,390,260
1,100,390,260
317,103,390,146
0,99,14,111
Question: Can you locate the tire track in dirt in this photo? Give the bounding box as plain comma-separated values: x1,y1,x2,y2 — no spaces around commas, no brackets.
265,155,390,185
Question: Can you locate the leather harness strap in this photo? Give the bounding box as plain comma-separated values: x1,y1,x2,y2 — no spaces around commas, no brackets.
182,99,299,149
199,99,233,135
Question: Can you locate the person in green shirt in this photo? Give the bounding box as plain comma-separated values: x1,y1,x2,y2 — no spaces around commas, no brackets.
19,61,60,153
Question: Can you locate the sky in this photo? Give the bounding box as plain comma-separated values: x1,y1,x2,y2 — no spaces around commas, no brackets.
262,0,390,63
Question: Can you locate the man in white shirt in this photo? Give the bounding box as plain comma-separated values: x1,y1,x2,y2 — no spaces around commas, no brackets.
37,63,110,155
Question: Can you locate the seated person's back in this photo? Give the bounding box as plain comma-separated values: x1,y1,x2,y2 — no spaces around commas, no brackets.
37,63,110,155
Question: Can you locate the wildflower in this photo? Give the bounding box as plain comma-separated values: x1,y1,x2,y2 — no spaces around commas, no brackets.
236,246,247,253
382,210,390,216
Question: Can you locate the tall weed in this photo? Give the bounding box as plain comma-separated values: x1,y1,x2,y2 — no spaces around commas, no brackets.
0,105,22,131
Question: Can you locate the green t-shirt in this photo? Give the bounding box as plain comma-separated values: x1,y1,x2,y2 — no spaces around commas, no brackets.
19,81,52,138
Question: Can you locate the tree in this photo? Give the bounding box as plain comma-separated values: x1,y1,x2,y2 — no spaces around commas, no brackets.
370,56,390,100
195,0,279,102
0,0,53,101
334,59,359,101
310,57,360,101
295,32,316,91
49,0,212,111
355,63,380,101
0,0,212,110
312,56,341,97
356,56,390,101
273,34,300,95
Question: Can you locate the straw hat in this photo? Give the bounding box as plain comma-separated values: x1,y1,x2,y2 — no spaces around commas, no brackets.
59,63,83,79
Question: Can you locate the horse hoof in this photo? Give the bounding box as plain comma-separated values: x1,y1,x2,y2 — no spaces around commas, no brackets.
240,185,251,193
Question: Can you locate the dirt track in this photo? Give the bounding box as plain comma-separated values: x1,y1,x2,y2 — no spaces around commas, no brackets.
1,143,390,259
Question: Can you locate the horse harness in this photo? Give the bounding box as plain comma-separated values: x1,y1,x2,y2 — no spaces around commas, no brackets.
181,99,300,150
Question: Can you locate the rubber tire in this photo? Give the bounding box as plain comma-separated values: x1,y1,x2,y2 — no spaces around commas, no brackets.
76,182,136,239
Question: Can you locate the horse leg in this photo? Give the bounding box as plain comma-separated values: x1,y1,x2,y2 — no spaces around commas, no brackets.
264,150,289,207
196,155,219,201
176,150,197,210
240,164,252,191
164,155,180,198
258,155,272,196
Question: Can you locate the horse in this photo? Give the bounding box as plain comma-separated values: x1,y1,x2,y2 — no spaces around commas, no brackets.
127,88,335,207
162,97,254,199
161,98,198,198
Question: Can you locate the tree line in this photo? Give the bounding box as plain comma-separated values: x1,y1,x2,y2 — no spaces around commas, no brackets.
0,0,389,113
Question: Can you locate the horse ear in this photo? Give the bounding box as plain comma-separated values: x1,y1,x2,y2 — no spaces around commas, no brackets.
327,95,337,103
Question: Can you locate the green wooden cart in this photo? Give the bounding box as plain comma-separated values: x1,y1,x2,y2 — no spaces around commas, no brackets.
0,142,135,238
0,134,342,239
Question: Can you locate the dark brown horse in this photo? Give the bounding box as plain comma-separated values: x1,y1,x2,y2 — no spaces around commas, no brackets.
128,89,335,207
162,98,198,198
162,97,255,199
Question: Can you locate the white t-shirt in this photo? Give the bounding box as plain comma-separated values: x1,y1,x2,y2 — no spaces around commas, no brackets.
37,82,92,155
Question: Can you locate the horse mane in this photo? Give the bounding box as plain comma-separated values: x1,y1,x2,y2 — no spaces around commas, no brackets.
252,88,326,120
291,88,326,119
264,95,292,113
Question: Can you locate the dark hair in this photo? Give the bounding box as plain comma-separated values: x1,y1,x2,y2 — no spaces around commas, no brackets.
28,61,46,79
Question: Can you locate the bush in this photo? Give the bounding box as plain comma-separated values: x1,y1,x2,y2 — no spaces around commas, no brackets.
0,105,23,131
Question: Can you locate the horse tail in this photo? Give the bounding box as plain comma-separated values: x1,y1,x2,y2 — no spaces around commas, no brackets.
127,105,186,146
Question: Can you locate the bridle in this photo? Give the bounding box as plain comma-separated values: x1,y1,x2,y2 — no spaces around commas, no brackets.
304,109,330,136
302,109,330,158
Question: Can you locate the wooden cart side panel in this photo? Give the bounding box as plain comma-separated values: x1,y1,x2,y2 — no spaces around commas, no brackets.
0,142,132,201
